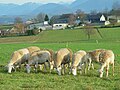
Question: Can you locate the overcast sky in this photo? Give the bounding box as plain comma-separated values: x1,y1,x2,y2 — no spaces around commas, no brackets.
0,0,75,4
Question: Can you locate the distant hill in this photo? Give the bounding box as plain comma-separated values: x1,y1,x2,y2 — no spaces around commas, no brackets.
7,2,41,15
0,0,120,24
0,0,120,16
70,0,120,12
0,3,18,15
31,3,73,16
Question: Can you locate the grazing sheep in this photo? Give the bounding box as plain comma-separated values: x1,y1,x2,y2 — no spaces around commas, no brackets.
85,49,105,70
26,50,54,73
27,46,40,54
7,46,40,73
54,48,72,75
98,50,114,78
7,48,30,73
71,50,87,75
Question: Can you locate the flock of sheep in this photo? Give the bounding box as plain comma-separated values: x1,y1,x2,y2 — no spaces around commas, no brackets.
6,46,115,78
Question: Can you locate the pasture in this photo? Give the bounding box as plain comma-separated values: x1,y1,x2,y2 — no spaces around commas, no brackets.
0,28,120,90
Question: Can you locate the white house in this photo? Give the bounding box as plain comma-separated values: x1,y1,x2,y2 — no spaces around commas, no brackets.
28,21,52,30
100,15,106,22
53,23,68,30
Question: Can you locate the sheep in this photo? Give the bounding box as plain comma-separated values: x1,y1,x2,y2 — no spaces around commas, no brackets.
7,48,30,73
26,49,54,73
71,50,87,75
27,46,40,54
85,49,105,70
7,46,40,73
98,50,114,78
54,48,73,75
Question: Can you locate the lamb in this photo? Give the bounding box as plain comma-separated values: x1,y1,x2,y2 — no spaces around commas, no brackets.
26,49,54,73
7,46,40,73
98,50,114,78
85,49,105,70
7,48,30,73
71,50,87,75
54,48,73,75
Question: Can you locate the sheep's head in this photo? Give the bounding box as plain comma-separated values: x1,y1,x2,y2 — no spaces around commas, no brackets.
56,66,61,75
7,64,14,73
72,66,77,76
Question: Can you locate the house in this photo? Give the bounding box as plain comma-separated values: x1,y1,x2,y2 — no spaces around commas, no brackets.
52,14,75,30
25,20,34,25
108,15,120,23
53,23,68,30
27,21,52,30
86,14,107,25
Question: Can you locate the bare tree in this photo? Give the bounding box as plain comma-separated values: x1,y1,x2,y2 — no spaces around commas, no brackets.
50,15,60,25
68,14,76,25
14,23,25,34
112,1,120,10
110,1,120,19
84,24,97,40
14,17,26,34
36,13,45,23
76,9,86,23
14,17,23,24
90,10,98,15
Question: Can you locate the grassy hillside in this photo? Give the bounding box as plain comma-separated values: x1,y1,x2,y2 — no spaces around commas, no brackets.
0,27,120,43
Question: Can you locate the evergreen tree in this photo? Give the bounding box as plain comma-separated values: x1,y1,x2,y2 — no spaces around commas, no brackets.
44,14,49,21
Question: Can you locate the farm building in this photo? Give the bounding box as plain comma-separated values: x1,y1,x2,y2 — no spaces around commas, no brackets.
53,23,68,30
86,14,108,25
27,21,52,30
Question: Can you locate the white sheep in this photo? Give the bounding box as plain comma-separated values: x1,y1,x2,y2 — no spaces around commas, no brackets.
98,50,114,78
71,50,87,75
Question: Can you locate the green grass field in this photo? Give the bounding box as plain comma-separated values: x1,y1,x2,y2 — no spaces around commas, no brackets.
0,28,120,90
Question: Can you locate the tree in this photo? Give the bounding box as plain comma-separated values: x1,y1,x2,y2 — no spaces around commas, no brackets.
110,1,120,19
90,10,98,15
14,17,25,34
50,15,60,25
84,24,97,40
68,14,76,25
14,23,25,34
14,17,23,24
36,13,45,23
112,1,120,10
76,9,86,23
44,14,49,21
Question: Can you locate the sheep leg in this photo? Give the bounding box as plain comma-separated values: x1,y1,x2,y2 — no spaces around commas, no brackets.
69,67,72,74
84,62,87,74
39,64,43,71
61,64,65,75
99,63,106,78
48,61,52,73
34,63,38,73
106,65,109,77
91,63,94,70
44,63,47,72
112,62,114,76
88,58,92,70
78,63,82,75
49,61,54,73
